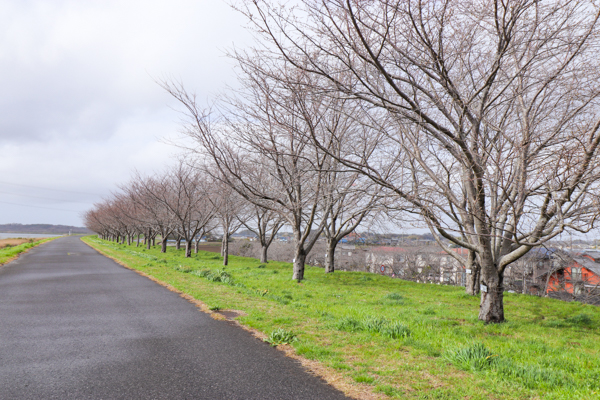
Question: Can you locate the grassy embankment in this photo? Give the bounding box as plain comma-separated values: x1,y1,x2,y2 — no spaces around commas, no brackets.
83,236,600,400
0,237,57,265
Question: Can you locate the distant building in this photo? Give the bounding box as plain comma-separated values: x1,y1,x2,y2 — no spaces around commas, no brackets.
545,251,600,304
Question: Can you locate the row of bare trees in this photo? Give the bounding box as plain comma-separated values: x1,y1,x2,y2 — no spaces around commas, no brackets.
157,0,600,323
85,163,249,263
84,157,383,269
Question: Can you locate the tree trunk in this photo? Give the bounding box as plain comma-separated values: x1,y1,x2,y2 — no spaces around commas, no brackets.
324,240,338,273
479,266,504,323
293,247,307,281
466,268,480,295
136,234,140,247
175,236,181,250
222,233,229,266
325,251,335,273
194,240,199,254
185,240,192,258
161,239,167,253
260,245,268,263
465,253,481,295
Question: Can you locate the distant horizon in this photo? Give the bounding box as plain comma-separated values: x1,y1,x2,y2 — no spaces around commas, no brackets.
0,223,91,234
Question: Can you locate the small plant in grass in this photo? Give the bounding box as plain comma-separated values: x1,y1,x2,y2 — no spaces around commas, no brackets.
174,265,192,273
382,321,411,339
194,269,211,278
336,316,362,332
565,313,593,327
445,343,498,371
421,307,436,315
209,305,221,311
375,384,403,397
257,264,266,268
194,268,234,284
362,316,388,333
264,328,298,346
383,292,403,301
354,375,375,384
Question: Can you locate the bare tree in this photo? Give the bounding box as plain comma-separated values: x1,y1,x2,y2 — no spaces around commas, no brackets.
241,203,285,263
241,0,600,322
321,169,384,273
209,177,250,265
141,162,216,258
125,172,177,253
83,206,112,240
172,164,217,258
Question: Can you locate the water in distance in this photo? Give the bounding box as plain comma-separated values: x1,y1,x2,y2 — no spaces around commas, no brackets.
0,233,63,239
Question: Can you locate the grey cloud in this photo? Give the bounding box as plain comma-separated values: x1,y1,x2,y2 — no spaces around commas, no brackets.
0,0,250,225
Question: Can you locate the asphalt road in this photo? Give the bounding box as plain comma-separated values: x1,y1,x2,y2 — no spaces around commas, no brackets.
0,236,349,400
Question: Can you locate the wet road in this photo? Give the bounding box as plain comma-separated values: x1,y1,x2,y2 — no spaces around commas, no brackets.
0,236,348,400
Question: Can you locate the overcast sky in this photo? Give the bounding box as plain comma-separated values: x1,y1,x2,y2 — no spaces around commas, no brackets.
0,0,250,227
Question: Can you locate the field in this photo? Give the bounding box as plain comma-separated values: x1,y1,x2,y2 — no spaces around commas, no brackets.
82,236,600,400
0,237,55,265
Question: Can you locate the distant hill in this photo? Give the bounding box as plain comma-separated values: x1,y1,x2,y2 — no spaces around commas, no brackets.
0,224,92,234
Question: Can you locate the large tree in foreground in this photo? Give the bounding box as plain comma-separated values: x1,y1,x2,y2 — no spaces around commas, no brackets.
242,0,600,322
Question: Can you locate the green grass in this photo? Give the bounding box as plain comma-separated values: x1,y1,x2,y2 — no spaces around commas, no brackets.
0,238,56,265
83,236,600,400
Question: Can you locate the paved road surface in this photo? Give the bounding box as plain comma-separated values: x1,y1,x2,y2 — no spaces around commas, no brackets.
0,236,349,400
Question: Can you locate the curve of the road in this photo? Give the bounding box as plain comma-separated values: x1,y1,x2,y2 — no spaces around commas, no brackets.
0,236,349,400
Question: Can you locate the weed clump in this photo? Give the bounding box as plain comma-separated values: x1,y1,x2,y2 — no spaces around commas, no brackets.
265,328,298,346
174,265,192,273
445,343,497,371
362,316,388,333
336,316,363,332
380,292,405,305
336,315,411,338
381,321,411,339
354,375,375,384
565,313,593,327
421,307,436,315
383,292,403,301
193,268,234,284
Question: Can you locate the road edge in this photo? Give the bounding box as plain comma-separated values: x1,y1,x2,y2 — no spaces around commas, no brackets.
0,236,61,268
